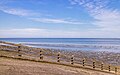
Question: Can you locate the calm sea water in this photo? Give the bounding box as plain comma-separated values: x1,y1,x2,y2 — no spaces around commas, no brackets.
0,38,120,52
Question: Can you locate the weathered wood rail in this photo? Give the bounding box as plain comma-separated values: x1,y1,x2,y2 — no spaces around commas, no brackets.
0,41,120,75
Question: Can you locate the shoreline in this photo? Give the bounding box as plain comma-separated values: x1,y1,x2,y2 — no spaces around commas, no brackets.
0,41,120,66
23,43,120,53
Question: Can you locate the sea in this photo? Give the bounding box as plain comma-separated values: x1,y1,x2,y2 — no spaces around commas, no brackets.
0,38,120,53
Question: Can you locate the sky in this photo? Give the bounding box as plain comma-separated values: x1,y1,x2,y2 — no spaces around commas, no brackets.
0,0,120,38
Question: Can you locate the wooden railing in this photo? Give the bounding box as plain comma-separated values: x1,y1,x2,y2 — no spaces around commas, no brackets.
0,41,119,74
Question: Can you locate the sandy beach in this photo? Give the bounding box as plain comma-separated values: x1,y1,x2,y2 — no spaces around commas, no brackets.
0,55,115,75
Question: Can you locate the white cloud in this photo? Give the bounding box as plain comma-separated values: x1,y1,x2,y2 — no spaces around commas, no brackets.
69,0,120,37
0,28,91,38
69,0,109,15
93,9,120,30
0,7,36,16
30,18,84,25
1,28,120,38
0,28,47,38
0,6,84,25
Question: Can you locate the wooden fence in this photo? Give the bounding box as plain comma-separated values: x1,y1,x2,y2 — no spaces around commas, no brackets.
0,41,119,74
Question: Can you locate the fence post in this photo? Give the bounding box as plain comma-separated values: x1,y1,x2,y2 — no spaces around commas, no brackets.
18,44,22,57
40,49,43,60
83,58,85,66
115,67,117,73
57,52,60,62
101,63,103,70
108,65,111,72
71,55,74,65
93,60,95,69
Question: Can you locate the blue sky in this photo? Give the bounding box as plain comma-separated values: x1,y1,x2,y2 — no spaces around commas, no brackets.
0,0,120,38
